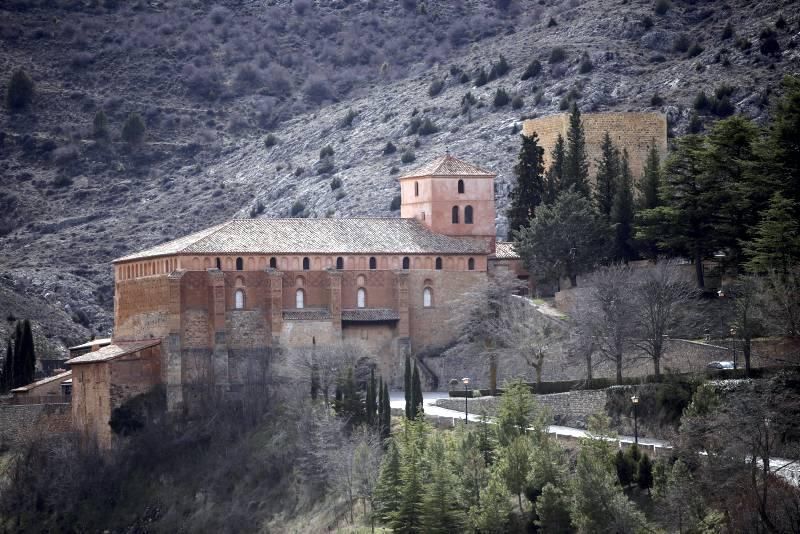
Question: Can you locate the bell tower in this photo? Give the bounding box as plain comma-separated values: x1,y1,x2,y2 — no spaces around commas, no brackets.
399,154,496,253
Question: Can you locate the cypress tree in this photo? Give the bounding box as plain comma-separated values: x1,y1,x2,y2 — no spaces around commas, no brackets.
563,103,591,198
412,363,423,419
377,377,384,430
20,320,35,386
638,141,662,211
404,354,412,419
366,369,374,426
595,132,619,221
382,379,392,438
1,339,12,393
544,134,565,204
638,453,654,493
612,149,636,262
507,132,546,237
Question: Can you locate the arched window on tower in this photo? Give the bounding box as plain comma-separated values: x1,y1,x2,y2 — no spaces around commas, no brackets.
336,257,344,270
269,257,277,269
357,287,366,308
216,257,222,270
234,289,245,310
465,205,474,224
369,257,377,270
414,181,419,196
423,287,433,308
296,289,305,309
435,257,442,270
451,206,459,224
468,257,475,271
402,257,410,270
236,257,244,271
458,179,465,194
302,257,310,270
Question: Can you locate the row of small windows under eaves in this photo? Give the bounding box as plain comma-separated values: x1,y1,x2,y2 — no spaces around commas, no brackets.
232,286,435,310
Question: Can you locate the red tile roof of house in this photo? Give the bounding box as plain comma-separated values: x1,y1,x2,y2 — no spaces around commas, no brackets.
66,340,161,365
400,154,494,179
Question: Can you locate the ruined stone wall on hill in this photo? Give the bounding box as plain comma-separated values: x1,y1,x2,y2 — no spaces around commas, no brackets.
522,112,668,183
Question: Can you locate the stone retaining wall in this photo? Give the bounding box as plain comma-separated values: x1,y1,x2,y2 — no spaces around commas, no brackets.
0,403,72,448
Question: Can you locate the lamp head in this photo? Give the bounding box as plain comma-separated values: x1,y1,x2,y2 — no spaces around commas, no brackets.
462,377,470,386
631,394,639,404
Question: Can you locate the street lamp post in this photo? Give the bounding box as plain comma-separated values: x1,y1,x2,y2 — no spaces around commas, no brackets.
631,394,639,445
462,377,470,424
730,327,737,370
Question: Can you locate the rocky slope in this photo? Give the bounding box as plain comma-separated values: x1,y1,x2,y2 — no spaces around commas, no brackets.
0,0,797,358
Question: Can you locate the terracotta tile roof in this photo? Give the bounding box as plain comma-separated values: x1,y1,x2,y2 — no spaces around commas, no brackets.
341,309,400,322
283,309,332,321
492,241,520,259
11,370,73,393
66,340,161,365
114,218,487,262
400,154,495,179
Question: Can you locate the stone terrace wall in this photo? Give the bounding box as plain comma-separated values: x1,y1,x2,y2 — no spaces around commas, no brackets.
0,403,72,448
523,112,668,182
437,388,607,428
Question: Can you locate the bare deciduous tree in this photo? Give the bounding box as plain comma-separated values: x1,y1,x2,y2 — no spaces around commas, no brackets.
574,263,637,384
764,267,800,338
632,261,697,378
728,275,767,375
491,297,567,385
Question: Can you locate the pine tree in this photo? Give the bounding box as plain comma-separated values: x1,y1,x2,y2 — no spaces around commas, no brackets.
392,418,428,533
497,435,533,513
535,483,573,532
420,434,463,532
611,149,636,262
595,132,619,221
767,75,800,212
411,363,423,419
6,68,34,110
562,103,591,198
743,192,800,274
638,453,654,493
121,112,146,146
404,354,412,419
544,134,565,204
507,132,546,237
469,468,512,533
375,441,402,523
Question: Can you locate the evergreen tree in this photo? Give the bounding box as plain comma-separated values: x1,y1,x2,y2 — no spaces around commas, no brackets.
594,132,619,221
615,449,635,487
469,468,512,533
404,354,412,419
453,428,488,512
535,483,573,533
515,189,610,288
562,103,591,198
382,379,392,438
411,363,423,419
611,149,636,262
6,68,34,110
366,368,376,426
10,320,35,389
497,435,532,513
744,194,800,275
638,453,654,493
767,75,800,212
1,339,12,393
638,141,662,211
121,112,146,146
507,132,546,237
544,134,565,204
332,367,364,425
377,377,384,430
392,418,428,533
420,433,463,532
93,110,109,140
495,381,541,446
375,441,402,523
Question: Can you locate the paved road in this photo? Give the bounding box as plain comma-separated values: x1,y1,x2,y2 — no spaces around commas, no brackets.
389,391,800,485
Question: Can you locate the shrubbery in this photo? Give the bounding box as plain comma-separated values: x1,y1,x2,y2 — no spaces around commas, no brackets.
6,68,34,110
121,113,146,145
548,47,567,64
521,59,542,80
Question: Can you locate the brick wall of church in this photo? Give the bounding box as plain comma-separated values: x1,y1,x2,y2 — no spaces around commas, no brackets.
114,275,171,341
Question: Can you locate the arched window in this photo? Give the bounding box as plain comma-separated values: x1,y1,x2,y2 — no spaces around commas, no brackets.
423,287,433,308
296,289,305,309
236,257,244,271
302,257,310,270
369,257,377,270
269,257,277,269
215,257,222,270
458,179,465,194
402,257,410,270
357,288,366,308
435,257,442,270
465,205,474,224
468,257,475,271
234,289,245,310
451,206,459,224
336,257,344,270
414,181,419,196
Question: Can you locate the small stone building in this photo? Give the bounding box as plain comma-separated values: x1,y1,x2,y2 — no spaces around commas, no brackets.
66,154,529,446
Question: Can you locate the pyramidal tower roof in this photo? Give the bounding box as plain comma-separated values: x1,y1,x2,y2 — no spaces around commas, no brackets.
400,154,494,179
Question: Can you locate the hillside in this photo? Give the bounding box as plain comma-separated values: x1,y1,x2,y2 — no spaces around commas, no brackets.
0,0,797,357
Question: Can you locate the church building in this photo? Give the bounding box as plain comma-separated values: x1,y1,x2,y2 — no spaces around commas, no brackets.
66,154,524,447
